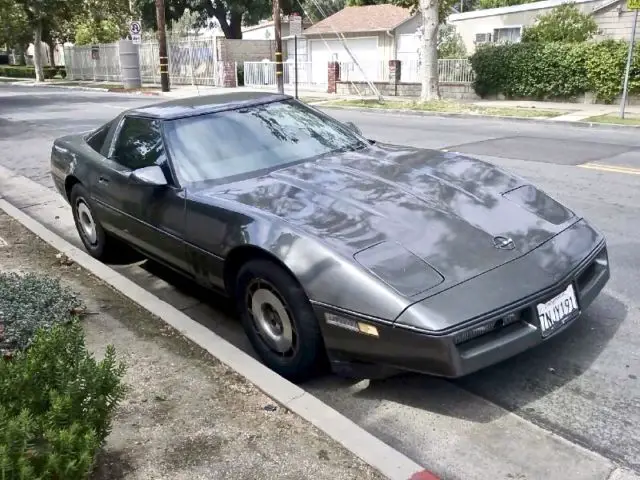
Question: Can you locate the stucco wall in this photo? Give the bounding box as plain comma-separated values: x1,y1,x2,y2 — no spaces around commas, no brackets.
448,0,601,53
594,2,640,41
217,39,275,63
335,81,480,100
242,24,298,40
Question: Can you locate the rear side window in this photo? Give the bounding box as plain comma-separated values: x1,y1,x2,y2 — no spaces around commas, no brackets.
86,121,113,153
112,117,165,171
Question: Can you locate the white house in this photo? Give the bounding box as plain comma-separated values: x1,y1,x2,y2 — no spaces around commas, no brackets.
293,4,424,84
448,0,640,54
242,15,313,39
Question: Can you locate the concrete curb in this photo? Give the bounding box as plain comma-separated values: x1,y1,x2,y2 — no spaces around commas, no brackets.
2,79,160,96
0,197,437,480
317,104,640,131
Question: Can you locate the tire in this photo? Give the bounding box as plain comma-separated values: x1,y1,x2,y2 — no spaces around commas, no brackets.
70,183,128,263
235,259,327,383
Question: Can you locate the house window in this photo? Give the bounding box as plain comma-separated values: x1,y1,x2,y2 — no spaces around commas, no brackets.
493,27,522,44
475,33,492,44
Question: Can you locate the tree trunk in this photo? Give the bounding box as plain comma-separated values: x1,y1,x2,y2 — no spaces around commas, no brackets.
15,44,27,65
33,21,45,82
229,12,243,39
42,27,55,66
213,8,243,39
419,0,440,102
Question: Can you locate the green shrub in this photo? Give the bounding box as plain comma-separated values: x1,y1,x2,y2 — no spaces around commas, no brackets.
0,322,126,479
0,65,64,80
0,272,126,479
0,272,82,355
236,63,244,86
470,40,640,103
521,3,598,43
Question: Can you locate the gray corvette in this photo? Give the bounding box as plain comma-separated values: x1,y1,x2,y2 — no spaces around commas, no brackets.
50,92,610,383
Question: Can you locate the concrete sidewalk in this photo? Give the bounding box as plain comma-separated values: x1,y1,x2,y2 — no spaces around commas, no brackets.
470,99,640,122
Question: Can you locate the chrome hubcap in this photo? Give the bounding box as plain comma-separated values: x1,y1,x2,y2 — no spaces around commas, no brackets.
77,201,97,245
248,281,295,355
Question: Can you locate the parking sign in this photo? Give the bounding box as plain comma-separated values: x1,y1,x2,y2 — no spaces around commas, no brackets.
130,20,142,36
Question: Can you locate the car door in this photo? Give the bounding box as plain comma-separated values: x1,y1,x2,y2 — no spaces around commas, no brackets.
90,115,191,275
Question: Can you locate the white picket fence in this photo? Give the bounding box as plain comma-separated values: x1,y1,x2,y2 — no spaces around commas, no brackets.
339,61,389,83
244,58,474,88
64,38,230,87
401,59,475,84
243,61,324,90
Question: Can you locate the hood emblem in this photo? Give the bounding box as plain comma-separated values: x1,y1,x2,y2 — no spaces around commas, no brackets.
493,236,515,250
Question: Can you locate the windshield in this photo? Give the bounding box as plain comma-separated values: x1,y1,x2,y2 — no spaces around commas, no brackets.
163,99,365,185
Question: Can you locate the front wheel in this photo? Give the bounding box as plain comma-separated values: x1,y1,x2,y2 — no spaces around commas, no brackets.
235,259,327,383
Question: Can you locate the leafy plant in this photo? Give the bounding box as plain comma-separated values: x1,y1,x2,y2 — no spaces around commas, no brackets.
0,272,82,355
74,19,122,45
438,24,467,59
0,65,64,79
0,322,126,479
470,40,639,103
522,3,598,43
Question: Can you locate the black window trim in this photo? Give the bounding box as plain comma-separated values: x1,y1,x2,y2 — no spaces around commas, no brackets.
107,114,181,189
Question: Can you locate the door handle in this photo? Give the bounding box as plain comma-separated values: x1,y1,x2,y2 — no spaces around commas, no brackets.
98,176,110,185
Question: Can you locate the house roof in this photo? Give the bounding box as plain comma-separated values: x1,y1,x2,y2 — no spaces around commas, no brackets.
303,4,414,35
448,0,603,21
592,0,622,13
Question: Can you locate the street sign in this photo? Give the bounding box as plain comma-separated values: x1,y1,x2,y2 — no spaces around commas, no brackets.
628,0,640,9
130,20,142,37
132,34,141,45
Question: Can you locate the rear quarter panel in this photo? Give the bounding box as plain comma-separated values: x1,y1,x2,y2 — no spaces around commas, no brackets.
50,134,102,201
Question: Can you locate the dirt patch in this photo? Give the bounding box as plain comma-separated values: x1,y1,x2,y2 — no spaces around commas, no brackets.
0,210,384,480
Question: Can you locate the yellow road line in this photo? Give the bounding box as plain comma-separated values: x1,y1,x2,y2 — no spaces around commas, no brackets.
578,162,640,175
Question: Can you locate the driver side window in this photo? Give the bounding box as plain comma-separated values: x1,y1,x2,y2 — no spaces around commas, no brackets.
112,117,166,171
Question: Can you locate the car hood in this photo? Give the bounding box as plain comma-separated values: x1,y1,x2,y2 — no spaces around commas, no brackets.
192,144,578,297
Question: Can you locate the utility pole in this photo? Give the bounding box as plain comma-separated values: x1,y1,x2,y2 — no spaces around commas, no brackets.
273,0,284,94
155,0,170,92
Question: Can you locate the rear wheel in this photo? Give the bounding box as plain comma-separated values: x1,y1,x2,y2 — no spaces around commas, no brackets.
70,184,131,263
235,259,326,383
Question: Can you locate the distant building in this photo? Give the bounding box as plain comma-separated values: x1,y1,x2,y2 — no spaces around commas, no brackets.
448,0,640,54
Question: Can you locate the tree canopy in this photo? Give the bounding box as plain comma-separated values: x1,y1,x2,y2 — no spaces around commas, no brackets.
134,0,305,39
521,3,598,43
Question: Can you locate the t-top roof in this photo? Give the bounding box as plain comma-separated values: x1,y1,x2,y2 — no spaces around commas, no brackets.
126,92,292,120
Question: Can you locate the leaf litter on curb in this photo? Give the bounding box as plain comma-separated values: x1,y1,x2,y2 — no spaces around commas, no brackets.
0,272,84,356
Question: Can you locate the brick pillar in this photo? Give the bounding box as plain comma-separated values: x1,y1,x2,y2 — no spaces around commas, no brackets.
222,61,237,88
327,61,340,94
389,60,401,96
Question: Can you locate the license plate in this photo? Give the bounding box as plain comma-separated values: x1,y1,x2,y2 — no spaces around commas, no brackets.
536,284,579,337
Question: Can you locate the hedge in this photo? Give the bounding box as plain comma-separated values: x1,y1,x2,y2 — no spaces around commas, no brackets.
0,65,67,80
470,40,640,103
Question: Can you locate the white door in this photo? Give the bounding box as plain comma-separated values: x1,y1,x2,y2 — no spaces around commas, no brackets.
309,37,378,85
397,34,419,82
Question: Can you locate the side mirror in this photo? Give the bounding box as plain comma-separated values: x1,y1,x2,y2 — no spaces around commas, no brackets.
130,165,168,187
344,121,362,136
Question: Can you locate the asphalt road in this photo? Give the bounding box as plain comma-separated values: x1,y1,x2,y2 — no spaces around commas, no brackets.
1,85,639,479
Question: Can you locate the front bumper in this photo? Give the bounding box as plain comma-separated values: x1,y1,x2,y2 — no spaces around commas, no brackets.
316,238,610,379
